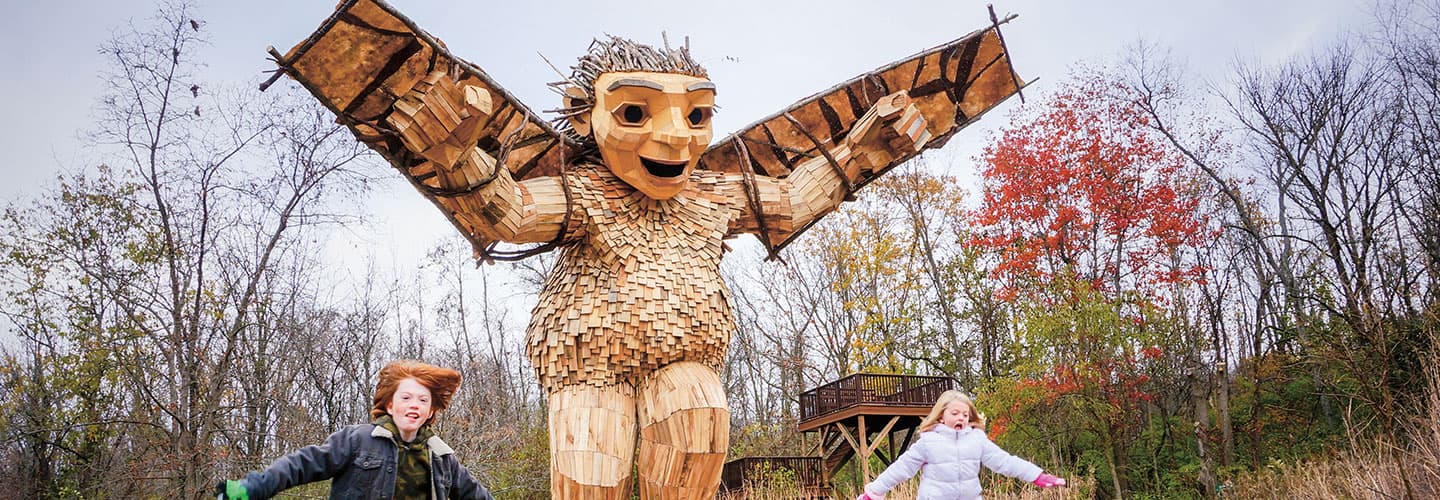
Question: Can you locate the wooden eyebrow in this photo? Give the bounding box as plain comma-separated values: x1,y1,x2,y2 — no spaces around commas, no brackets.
607,79,665,92
686,81,716,93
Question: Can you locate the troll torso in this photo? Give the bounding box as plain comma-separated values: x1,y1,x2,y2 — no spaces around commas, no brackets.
526,164,743,391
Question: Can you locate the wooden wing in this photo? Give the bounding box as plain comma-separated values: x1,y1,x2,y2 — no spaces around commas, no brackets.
700,14,1028,257
265,0,578,258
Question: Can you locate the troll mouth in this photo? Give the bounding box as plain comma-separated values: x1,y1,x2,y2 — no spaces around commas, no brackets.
641,157,687,178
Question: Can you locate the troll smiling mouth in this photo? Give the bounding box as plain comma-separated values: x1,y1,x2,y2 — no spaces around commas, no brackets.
641,157,687,178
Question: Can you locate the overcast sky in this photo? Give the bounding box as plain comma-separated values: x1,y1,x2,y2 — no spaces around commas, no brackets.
0,0,1369,294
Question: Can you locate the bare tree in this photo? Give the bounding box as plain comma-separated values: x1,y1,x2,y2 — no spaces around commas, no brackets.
0,2,373,496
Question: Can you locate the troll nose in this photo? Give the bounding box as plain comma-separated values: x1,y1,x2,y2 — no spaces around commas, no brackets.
651,108,692,147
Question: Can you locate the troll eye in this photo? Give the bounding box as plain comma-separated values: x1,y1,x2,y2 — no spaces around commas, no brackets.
615,104,647,125
687,107,712,127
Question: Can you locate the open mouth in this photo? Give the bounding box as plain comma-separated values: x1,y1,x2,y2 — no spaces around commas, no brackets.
640,157,687,178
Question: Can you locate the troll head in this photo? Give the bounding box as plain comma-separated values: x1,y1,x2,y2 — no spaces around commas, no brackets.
555,37,715,200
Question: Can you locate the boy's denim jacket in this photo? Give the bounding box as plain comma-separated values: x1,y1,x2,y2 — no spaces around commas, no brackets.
240,423,493,500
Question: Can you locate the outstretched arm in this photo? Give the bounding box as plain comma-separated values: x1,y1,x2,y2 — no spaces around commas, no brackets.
742,91,930,244
388,72,568,245
979,436,1043,483
862,437,928,498
231,428,355,499
980,436,1066,488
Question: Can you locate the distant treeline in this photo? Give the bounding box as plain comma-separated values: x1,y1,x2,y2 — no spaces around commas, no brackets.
2,1,1437,499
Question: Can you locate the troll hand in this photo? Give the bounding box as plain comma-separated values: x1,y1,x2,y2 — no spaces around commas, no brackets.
388,71,494,168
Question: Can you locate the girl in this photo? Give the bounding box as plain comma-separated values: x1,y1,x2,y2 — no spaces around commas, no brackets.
857,390,1065,500
217,360,493,500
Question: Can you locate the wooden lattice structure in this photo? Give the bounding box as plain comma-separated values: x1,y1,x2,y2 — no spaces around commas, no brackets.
798,374,956,486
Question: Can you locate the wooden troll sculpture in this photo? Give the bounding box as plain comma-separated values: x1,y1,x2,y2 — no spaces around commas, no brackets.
266,1,1024,497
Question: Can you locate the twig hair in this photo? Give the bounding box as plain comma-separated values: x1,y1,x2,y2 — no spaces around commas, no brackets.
547,34,708,145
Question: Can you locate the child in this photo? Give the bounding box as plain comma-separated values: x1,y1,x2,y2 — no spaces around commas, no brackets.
857,390,1065,500
216,360,494,500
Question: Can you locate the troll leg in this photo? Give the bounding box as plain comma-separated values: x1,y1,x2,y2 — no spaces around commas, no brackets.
636,361,729,499
548,383,636,499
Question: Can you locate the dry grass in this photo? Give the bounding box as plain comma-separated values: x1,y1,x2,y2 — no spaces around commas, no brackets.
1227,331,1440,500
1224,446,1439,499
729,329,1440,499
723,473,1097,500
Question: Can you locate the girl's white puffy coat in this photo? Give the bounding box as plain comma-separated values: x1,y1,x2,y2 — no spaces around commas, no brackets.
865,425,1042,500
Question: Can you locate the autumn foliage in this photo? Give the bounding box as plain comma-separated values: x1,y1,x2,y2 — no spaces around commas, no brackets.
970,70,1212,305
964,71,1216,492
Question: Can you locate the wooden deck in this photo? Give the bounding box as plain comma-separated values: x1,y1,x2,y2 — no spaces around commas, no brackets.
795,373,956,485
723,374,958,497
798,373,954,431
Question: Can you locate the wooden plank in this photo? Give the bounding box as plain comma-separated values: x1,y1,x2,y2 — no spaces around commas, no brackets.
796,404,931,433
834,422,862,460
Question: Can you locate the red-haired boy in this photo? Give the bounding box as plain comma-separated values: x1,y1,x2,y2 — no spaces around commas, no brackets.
218,360,493,500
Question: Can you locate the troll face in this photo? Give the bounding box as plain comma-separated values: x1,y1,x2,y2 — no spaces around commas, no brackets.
584,72,714,199
558,37,713,200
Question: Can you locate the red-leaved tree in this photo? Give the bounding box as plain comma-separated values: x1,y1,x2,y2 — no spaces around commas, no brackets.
971,69,1211,305
969,69,1214,495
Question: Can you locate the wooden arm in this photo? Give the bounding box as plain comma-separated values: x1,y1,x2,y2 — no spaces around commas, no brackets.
751,91,931,239
389,72,566,245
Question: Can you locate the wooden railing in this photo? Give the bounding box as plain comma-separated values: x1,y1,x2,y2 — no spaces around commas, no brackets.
720,456,827,494
798,373,954,424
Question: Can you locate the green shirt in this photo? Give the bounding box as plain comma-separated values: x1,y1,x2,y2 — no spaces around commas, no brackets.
374,415,434,499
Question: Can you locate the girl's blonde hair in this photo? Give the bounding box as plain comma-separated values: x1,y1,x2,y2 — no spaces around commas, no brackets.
918,389,986,433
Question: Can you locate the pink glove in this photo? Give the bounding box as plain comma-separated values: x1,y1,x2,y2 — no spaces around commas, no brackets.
855,491,886,500
1033,472,1066,488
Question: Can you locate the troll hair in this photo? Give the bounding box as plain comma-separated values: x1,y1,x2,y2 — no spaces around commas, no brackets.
548,34,708,145
370,360,463,419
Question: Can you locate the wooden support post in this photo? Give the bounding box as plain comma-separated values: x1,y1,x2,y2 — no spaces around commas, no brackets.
858,416,871,484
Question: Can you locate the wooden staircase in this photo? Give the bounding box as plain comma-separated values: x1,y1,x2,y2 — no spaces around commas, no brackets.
821,430,854,478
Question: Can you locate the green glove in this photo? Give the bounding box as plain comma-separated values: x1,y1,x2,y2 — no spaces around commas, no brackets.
214,480,249,500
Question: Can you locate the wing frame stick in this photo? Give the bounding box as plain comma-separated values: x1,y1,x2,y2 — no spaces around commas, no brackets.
987,4,1026,103
261,0,576,150
731,136,780,260
782,112,854,201
259,0,364,92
